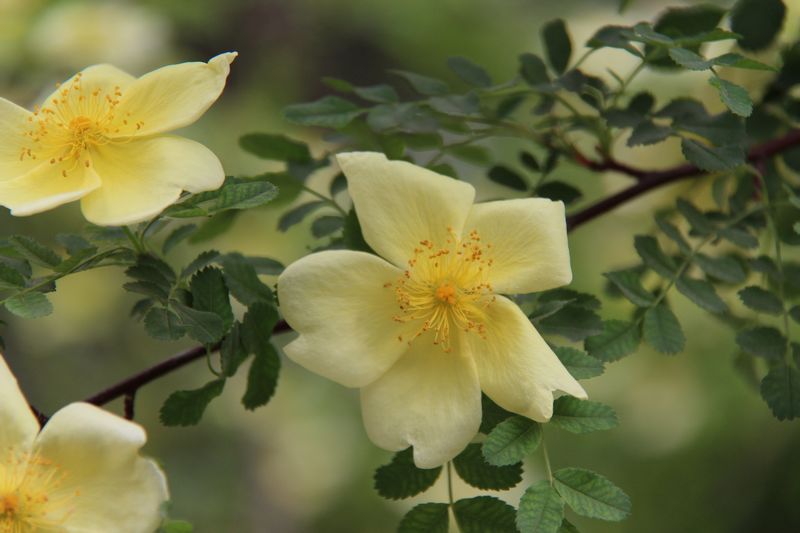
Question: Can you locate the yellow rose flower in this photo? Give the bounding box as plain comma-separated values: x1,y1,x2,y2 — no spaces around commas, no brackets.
0,354,168,532
0,52,236,226
278,152,587,468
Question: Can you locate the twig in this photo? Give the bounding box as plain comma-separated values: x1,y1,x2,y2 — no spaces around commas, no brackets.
26,130,800,423
568,129,800,230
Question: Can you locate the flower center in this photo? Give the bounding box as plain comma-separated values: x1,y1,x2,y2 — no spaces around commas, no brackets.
18,72,144,177
388,228,495,352
0,447,77,532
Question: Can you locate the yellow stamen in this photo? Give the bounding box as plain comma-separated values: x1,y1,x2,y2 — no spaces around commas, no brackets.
389,227,494,351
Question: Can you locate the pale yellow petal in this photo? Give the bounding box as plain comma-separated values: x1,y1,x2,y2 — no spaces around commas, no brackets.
42,64,136,107
34,403,168,533
80,135,224,226
279,250,420,388
337,152,476,268
360,334,481,468
0,353,38,450
0,160,101,216
463,296,586,422
0,97,38,180
465,198,572,295
112,52,237,137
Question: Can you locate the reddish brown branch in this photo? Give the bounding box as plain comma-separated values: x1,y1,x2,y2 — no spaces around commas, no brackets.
28,130,800,424
82,320,291,409
567,129,800,231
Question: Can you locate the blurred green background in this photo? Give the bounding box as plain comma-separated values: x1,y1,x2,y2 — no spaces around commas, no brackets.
1,0,799,531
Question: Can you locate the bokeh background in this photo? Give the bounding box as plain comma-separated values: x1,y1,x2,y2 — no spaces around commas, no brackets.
1,0,799,531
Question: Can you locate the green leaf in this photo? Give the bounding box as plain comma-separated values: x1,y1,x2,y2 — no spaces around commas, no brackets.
453,443,522,490
681,138,745,171
553,468,631,521
448,145,491,165
219,253,274,306
694,253,746,284
668,48,711,70
4,292,53,319
488,165,528,191
760,364,800,421
398,503,449,533
283,96,362,128
144,308,186,341
587,26,642,57
789,305,800,324
159,379,225,427
517,481,565,533
736,326,787,359
676,276,728,314
676,199,714,235
165,178,278,217
353,84,399,103
538,306,603,342
277,201,326,232
188,212,237,244
190,267,234,331
738,286,783,315
718,226,758,249
643,305,685,354
553,346,605,379
0,262,25,290
219,323,248,377
627,121,672,147
242,341,281,410
453,496,517,533
731,0,786,51
604,270,655,307
390,70,450,95
239,133,311,163
709,77,752,117
482,416,542,467
634,235,676,277
311,215,344,238
656,217,691,254
557,519,580,533
550,397,618,434
374,448,441,500
584,320,641,362
240,303,280,404
536,182,582,205
711,53,777,71
447,56,492,87
9,236,61,268
181,250,220,279
648,4,725,68
519,53,551,86
542,19,572,74
162,225,196,255
171,301,225,344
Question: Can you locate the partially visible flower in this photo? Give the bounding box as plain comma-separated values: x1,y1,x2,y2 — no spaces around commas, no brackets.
0,353,168,532
27,1,171,72
0,52,236,226
278,152,586,468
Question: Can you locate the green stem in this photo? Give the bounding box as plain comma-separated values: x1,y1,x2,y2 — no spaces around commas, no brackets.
122,226,145,255
638,205,766,323
572,49,596,70
541,436,554,485
301,184,347,216
0,247,130,306
611,61,645,106
446,461,455,507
